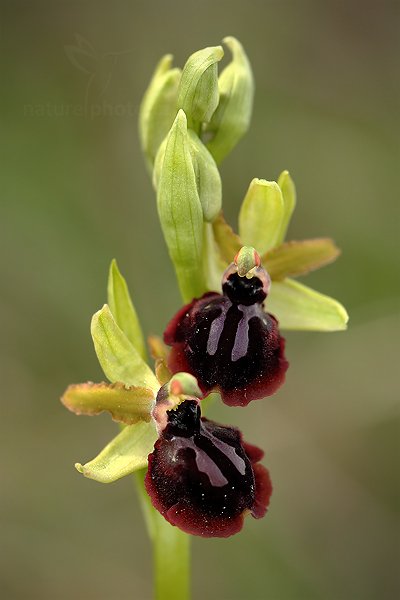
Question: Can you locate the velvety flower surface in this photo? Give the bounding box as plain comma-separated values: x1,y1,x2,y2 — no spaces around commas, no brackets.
164,261,288,406
145,394,272,538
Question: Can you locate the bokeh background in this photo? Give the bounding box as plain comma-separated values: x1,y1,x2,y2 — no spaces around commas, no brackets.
1,1,399,598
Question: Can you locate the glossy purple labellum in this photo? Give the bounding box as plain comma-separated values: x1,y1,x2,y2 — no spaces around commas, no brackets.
145,398,272,538
164,262,289,406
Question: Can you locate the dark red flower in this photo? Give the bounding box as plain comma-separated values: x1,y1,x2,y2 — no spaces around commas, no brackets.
164,260,288,406
145,394,272,538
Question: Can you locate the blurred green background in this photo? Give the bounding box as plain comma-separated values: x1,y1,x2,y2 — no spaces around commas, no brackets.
1,1,399,598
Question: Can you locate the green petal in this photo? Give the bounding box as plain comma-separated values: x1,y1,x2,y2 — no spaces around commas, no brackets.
177,45,224,129
206,36,254,164
107,259,146,360
267,278,349,331
157,110,206,302
263,238,340,280
212,211,241,263
91,305,159,392
276,170,296,244
238,178,285,254
61,382,154,425
139,54,181,170
75,421,158,483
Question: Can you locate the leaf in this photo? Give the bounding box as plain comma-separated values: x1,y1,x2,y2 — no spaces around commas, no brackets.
157,110,206,302
276,170,296,244
267,278,349,331
206,36,254,164
212,212,241,263
238,179,285,254
91,305,159,392
75,421,158,483
61,382,154,425
263,238,341,280
138,54,181,169
177,45,224,128
107,259,146,360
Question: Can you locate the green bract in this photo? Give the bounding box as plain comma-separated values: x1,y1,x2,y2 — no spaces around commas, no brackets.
205,36,254,164
156,110,205,302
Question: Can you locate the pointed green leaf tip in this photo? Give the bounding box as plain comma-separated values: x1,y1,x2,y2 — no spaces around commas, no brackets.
157,109,206,302
91,304,159,392
139,54,181,170
75,420,158,483
177,45,224,130
268,278,349,331
239,178,285,254
107,259,146,360
206,36,254,164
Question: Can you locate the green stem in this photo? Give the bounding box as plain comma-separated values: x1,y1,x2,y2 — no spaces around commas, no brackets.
135,469,191,600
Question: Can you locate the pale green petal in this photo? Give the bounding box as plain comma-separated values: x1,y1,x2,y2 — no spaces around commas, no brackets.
61,382,154,425
276,170,297,243
239,178,284,254
267,278,349,331
263,238,340,280
91,305,159,392
75,421,158,483
157,110,205,302
107,259,146,360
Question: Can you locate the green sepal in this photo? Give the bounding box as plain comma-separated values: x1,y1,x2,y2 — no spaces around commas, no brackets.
75,420,158,483
61,381,155,425
107,259,147,360
238,178,285,254
276,170,296,244
157,110,206,302
206,36,254,164
139,54,181,170
177,45,224,130
267,278,349,331
263,238,340,280
91,304,159,392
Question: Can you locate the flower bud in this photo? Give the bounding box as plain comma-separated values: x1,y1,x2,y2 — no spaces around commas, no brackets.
154,125,222,223
177,45,224,130
205,37,254,164
139,54,181,170
157,109,205,302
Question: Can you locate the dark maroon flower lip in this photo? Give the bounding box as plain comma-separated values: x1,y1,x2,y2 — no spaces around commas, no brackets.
145,399,272,538
163,263,289,406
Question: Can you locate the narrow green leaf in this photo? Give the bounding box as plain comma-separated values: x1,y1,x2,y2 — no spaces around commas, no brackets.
107,259,147,360
263,238,341,280
212,212,241,263
206,36,254,164
61,382,154,425
238,178,285,254
177,45,224,129
75,421,158,483
157,110,206,302
267,278,349,331
276,170,297,243
91,305,159,392
139,54,181,170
